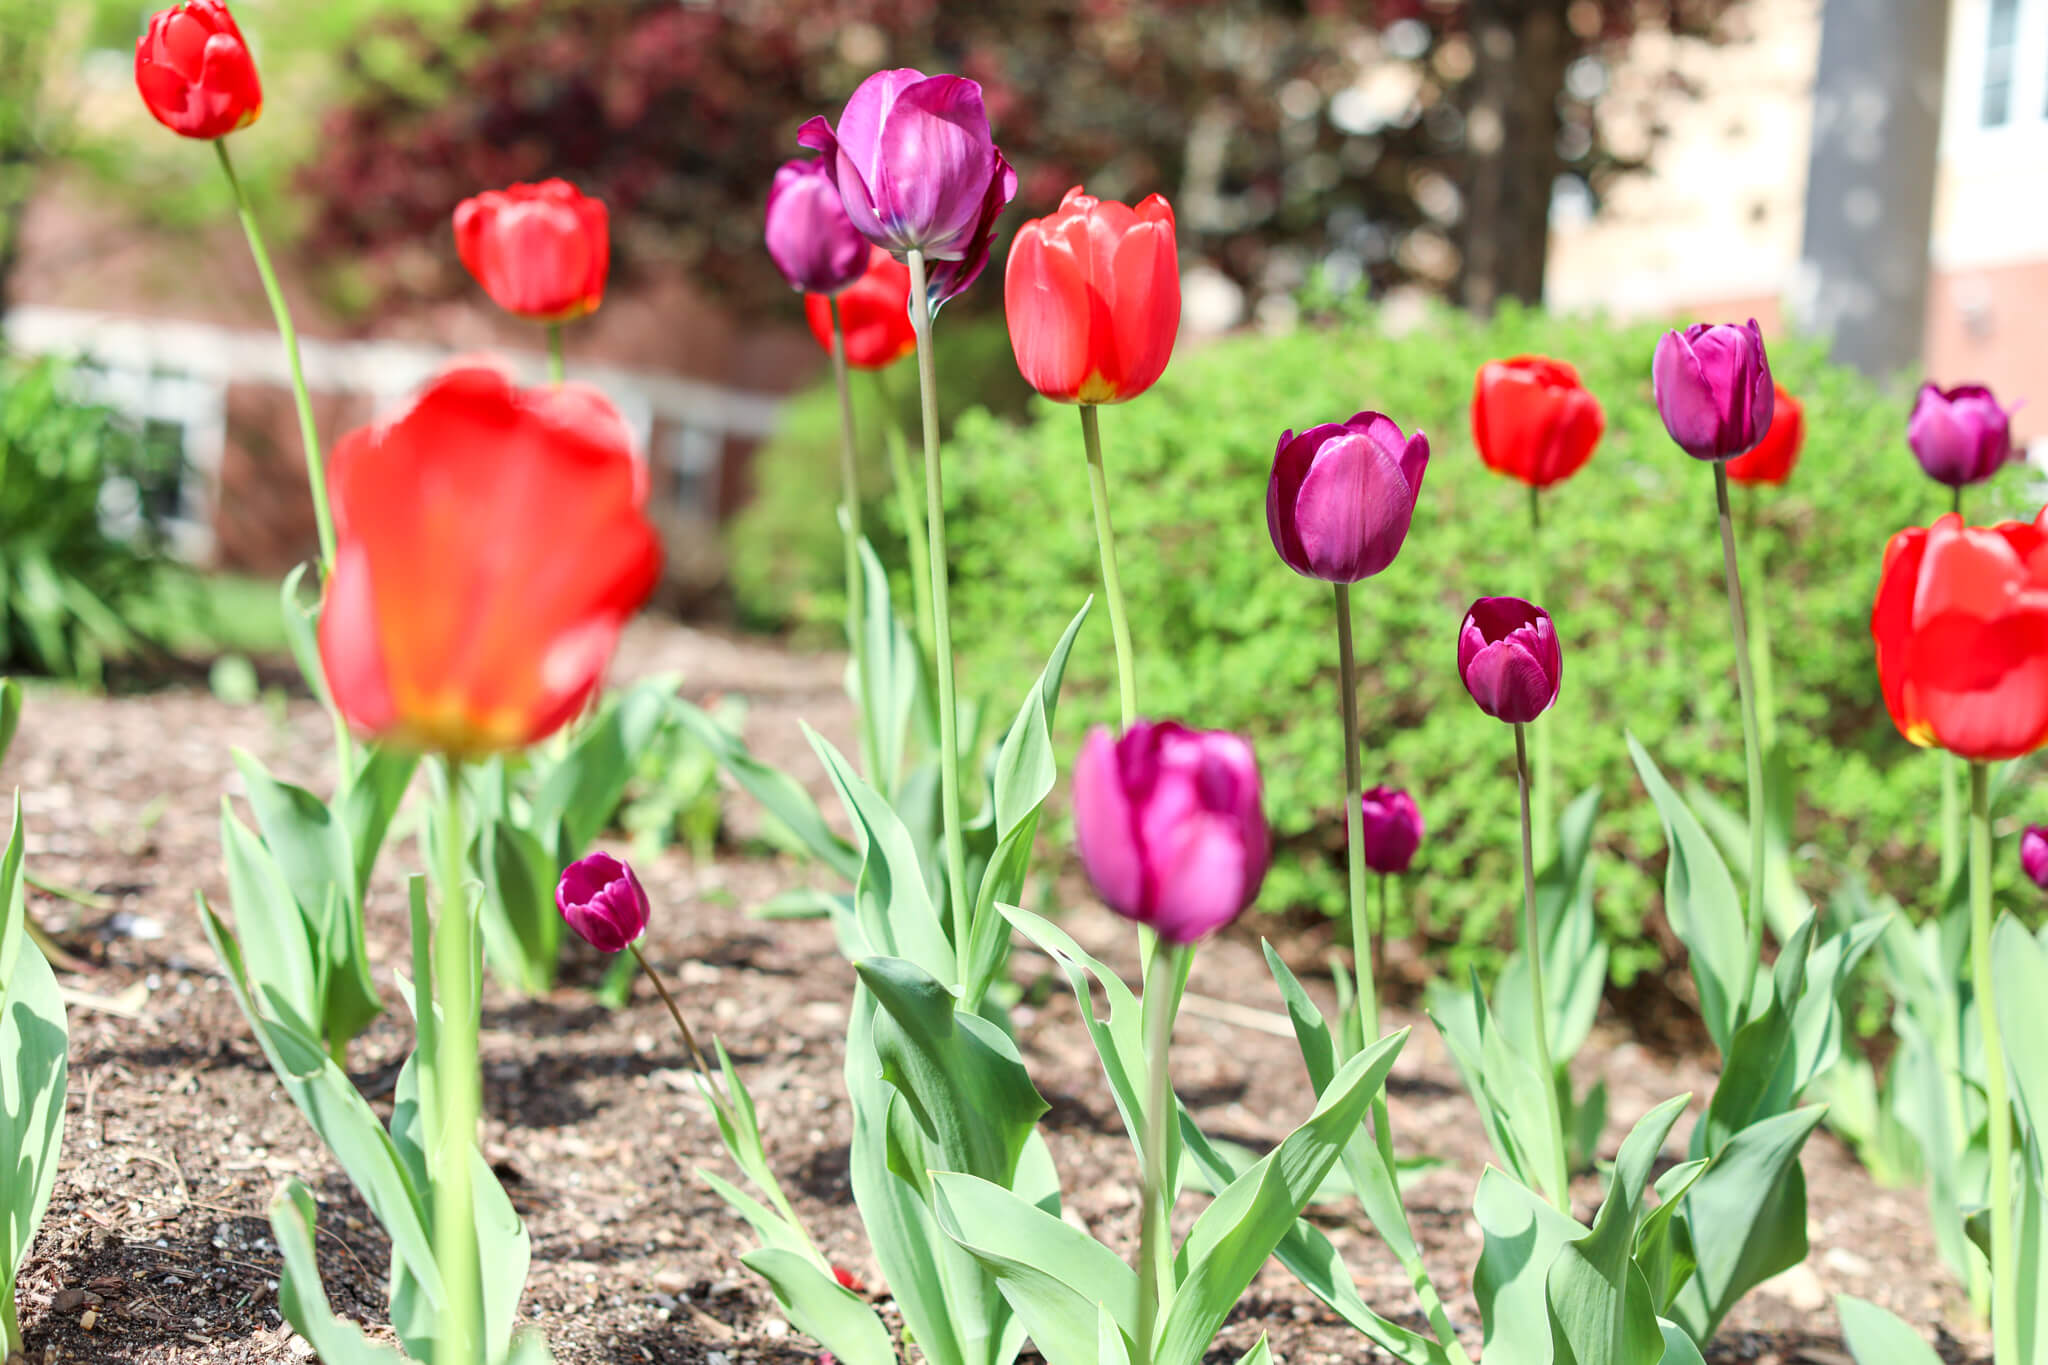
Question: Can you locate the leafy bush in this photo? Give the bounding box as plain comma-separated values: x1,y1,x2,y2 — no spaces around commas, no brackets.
735,297,2045,978
0,359,185,683
728,317,1032,634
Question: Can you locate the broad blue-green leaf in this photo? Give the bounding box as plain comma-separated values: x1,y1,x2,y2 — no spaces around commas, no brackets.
1995,915,2048,1136
858,956,1048,1189
1498,787,1608,1065
2,798,66,1357
201,898,442,1309
0,679,19,763
1688,740,1811,942
1655,1321,1706,1365
1263,941,1339,1092
854,536,920,798
338,745,417,902
1669,1105,1826,1341
932,1170,1140,1365
1632,1159,1707,1314
1429,970,1565,1205
742,1247,896,1365
1546,1095,1692,1365
534,677,674,859
1474,1166,1584,1365
1176,1112,1452,1365
1626,736,1746,1053
1834,1295,1943,1365
674,698,859,881
232,749,382,1050
473,815,561,995
701,1169,816,1262
1155,1031,1407,1365
1234,1335,1272,1365
218,803,320,1031
1005,906,1148,1169
814,731,953,981
929,1170,1138,1365
1099,1302,1134,1365
269,1183,406,1365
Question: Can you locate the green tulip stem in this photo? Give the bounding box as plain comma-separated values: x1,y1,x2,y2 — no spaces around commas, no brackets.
1333,583,1377,1039
1940,489,1967,893
1954,484,1964,519
431,757,482,1365
547,323,566,385
1135,940,1187,1365
871,371,938,667
1080,404,1139,729
214,138,335,573
1515,721,1570,1210
1970,763,2017,1363
1526,485,1554,867
903,250,970,959
829,299,883,788
1714,462,1768,1027
1373,873,1390,1011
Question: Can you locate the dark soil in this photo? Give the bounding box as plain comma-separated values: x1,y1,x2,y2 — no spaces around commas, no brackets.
3,622,1984,1364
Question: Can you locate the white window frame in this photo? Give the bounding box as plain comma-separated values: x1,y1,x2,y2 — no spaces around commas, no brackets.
1947,0,2048,149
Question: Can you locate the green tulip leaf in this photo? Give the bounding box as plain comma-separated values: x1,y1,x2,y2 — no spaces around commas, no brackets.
269,1183,407,1365
1626,735,1746,1053
1834,1294,1943,1365
741,1247,896,1365
675,698,860,881
1669,1105,1826,1341
2,797,66,1358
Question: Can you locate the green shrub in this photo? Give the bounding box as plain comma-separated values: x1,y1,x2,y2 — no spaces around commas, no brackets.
728,317,1033,635
742,297,2046,978
0,358,186,684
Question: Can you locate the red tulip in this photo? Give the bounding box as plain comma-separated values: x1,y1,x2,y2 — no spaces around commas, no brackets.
1871,509,2048,761
1726,384,1805,486
1471,356,1605,489
135,1,263,141
318,367,661,756
804,247,917,370
453,180,610,323
1004,187,1180,404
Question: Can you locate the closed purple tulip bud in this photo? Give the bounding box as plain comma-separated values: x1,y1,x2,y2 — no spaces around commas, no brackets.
1458,597,1563,724
556,852,650,954
765,158,870,296
1907,383,2017,488
1360,786,1424,875
1652,320,1775,461
1072,719,1271,945
1267,412,1430,583
2024,825,2048,892
798,69,1018,305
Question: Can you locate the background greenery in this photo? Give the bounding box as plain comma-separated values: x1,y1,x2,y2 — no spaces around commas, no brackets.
731,295,2046,980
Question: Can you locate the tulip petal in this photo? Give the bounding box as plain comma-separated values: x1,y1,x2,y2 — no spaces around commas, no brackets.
1104,217,1179,402
868,75,997,255
1005,219,1093,402
1652,332,1721,458
1148,812,1252,943
1073,727,1145,916
1291,432,1413,581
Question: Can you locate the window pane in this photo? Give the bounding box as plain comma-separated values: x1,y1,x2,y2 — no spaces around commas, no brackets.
1983,0,2018,127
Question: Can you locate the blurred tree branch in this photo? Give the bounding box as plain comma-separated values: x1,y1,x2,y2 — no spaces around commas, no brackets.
296,0,1748,322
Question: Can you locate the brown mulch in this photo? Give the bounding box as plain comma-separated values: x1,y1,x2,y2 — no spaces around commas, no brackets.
1,621,1985,1364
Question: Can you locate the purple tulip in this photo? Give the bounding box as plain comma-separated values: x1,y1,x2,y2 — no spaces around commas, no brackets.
1072,720,1271,945
764,158,870,296
798,69,1018,305
1908,383,2017,488
1267,412,1430,583
1360,786,1424,875
1458,597,1563,724
556,852,651,954
1652,320,1775,461
2024,825,2048,892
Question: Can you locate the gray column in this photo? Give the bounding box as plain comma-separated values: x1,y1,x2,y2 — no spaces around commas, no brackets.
1795,0,1951,377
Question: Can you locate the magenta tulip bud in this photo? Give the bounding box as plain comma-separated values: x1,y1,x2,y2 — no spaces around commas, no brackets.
1266,412,1430,584
2024,826,2048,892
1907,383,2018,488
1072,720,1271,945
1652,320,1775,461
1359,786,1424,875
1458,597,1563,724
765,158,870,296
798,69,1018,305
556,852,650,953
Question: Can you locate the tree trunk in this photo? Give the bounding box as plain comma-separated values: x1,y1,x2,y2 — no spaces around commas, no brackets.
1457,0,1571,315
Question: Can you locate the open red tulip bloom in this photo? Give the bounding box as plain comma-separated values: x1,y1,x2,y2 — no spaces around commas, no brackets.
319,366,662,756
135,1,263,141
1471,356,1604,489
804,246,917,370
1872,509,2048,761
454,180,611,323
1005,187,1180,405
1725,383,1804,486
